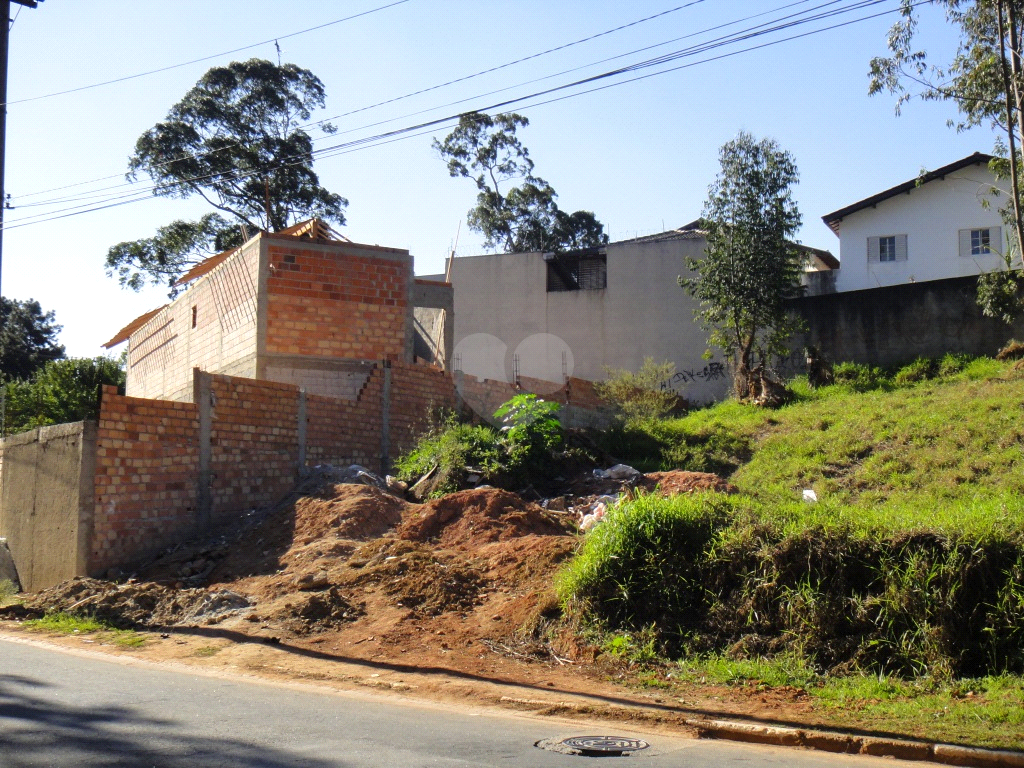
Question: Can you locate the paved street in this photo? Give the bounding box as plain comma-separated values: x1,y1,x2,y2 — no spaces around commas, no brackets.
1,636,895,767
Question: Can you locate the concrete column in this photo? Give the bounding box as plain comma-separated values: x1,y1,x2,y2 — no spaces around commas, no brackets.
195,369,213,530
297,388,307,475
380,360,392,474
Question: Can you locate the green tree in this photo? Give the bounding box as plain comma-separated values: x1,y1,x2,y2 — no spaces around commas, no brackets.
107,58,347,292
433,111,607,253
868,0,1024,322
680,132,803,400
2,357,124,435
0,297,65,381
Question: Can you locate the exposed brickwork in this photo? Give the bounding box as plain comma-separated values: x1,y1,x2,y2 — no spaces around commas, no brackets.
265,242,411,362
126,241,260,401
386,362,458,458
454,373,614,429
92,386,200,575
208,375,299,516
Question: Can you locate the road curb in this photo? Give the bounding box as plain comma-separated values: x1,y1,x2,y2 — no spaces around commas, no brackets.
686,719,1024,767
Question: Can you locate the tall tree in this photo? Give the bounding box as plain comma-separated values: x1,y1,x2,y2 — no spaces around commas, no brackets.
869,0,1024,322
107,58,347,292
680,132,803,401
434,111,607,253
0,297,64,381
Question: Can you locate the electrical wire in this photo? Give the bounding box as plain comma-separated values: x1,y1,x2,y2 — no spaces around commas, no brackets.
0,0,921,232
9,0,879,209
1,0,413,107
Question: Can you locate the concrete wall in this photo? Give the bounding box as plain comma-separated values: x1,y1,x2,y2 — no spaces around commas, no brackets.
451,234,731,405
126,239,261,402
787,275,1024,371
412,279,453,369
832,162,1005,293
0,422,96,592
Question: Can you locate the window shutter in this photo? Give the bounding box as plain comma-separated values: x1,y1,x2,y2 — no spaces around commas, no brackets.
867,236,880,263
959,229,971,257
895,234,908,262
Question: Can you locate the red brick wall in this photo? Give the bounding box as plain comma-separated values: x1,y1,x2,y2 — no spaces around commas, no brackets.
208,375,299,516
265,241,410,362
386,362,458,459
92,387,200,575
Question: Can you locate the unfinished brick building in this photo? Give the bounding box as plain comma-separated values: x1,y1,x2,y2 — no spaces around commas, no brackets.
104,219,454,401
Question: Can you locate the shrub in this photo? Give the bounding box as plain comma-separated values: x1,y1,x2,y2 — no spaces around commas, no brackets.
893,357,938,386
833,361,888,392
594,358,680,423
393,415,502,496
494,394,562,475
557,492,733,644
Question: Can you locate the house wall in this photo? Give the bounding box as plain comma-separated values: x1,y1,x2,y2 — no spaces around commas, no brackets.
261,237,414,399
832,162,1005,293
0,422,96,592
125,239,261,401
450,236,731,405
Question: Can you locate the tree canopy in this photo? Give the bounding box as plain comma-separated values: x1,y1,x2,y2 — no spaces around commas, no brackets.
2,357,125,435
433,111,607,253
680,132,803,401
869,0,1024,322
0,297,65,381
108,59,347,292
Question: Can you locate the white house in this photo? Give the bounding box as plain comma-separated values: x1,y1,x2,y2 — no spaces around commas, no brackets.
822,153,1006,293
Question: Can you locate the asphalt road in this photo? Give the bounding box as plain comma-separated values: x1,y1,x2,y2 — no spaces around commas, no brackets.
0,636,895,768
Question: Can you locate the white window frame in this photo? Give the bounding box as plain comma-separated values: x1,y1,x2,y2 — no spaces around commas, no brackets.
959,227,1001,257
867,234,908,264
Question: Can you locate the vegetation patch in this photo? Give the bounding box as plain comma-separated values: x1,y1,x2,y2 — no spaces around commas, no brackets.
24,611,147,648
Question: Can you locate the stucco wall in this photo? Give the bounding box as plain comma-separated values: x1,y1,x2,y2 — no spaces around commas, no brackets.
832,162,1005,293
451,236,731,404
126,239,261,401
0,422,96,592
788,275,1024,371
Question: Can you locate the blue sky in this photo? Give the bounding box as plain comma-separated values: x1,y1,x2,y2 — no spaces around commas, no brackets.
1,0,990,357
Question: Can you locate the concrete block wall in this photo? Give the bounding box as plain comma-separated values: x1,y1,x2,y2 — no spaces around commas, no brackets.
126,240,260,401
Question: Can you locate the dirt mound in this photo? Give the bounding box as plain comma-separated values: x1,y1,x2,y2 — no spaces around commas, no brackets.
398,488,573,548
640,470,737,496
343,539,482,614
268,587,364,635
16,577,251,628
293,484,410,544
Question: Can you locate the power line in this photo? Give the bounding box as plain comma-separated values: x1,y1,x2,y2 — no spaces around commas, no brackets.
1,0,412,107
7,1,714,205
9,0,879,209
0,1,918,232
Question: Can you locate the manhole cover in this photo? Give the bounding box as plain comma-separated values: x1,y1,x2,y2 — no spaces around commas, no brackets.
558,736,650,756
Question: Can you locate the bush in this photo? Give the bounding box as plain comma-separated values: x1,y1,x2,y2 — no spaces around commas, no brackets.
494,394,562,476
594,358,680,423
893,357,938,386
557,492,733,642
833,361,888,392
393,416,502,497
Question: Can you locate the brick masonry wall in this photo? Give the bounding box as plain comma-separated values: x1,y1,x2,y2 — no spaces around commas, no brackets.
126,241,260,401
453,372,614,429
265,241,411,363
89,361,461,572
92,387,200,575
208,375,299,517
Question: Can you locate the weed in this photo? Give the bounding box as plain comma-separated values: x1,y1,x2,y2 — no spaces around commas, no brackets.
24,612,145,648
0,578,17,606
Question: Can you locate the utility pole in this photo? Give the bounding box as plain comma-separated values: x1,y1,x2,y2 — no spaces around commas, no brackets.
0,0,43,298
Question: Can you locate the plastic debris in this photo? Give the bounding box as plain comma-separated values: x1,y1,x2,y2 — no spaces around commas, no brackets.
606,464,641,480
592,468,610,479
802,489,818,503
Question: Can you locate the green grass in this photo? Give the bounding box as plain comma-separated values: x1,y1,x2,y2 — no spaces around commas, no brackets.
24,612,147,649
669,654,1024,749
0,578,18,606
